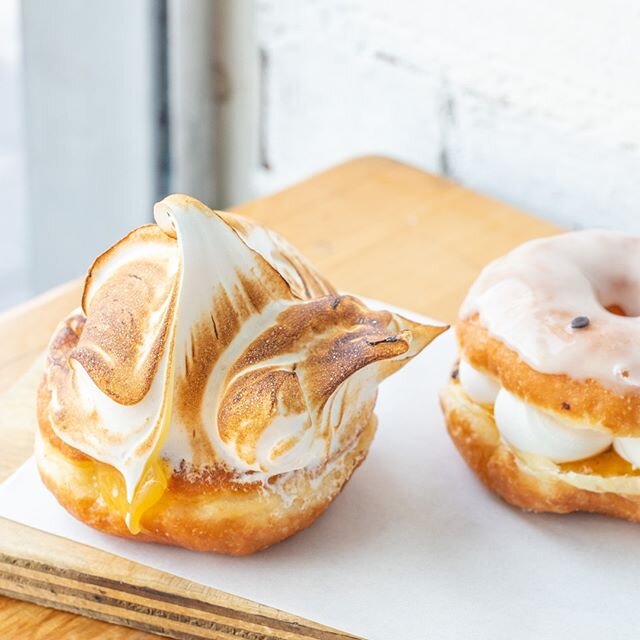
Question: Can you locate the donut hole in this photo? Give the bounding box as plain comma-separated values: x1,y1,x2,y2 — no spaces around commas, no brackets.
606,304,628,317
594,274,640,317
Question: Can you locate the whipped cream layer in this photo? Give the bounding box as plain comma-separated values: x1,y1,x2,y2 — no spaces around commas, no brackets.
45,195,445,518
461,230,640,393
458,360,500,405
458,360,640,467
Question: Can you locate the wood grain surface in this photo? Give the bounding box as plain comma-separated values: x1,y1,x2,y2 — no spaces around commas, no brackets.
0,157,558,638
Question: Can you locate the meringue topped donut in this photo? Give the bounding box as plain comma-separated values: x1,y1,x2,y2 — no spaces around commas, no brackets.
440,230,640,522
37,195,446,554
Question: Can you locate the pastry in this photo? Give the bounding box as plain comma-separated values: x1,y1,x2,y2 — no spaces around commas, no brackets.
37,195,446,554
440,230,640,521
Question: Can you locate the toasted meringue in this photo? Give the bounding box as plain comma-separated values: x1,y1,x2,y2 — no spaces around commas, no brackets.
37,195,446,554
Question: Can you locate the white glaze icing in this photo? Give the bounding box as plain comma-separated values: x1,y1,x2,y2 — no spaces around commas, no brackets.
461,230,640,392
458,360,500,405
493,389,612,463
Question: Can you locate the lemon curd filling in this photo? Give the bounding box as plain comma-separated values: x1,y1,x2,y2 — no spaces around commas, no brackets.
559,450,640,477
54,451,171,535
96,458,170,534
110,366,175,534
65,372,175,535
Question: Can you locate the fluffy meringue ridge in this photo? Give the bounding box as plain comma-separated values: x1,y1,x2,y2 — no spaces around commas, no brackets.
43,195,446,531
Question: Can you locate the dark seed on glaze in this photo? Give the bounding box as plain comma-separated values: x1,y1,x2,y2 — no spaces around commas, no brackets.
561,401,571,410
570,316,590,329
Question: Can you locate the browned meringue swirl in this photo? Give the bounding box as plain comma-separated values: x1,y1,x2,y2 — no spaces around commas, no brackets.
42,195,446,522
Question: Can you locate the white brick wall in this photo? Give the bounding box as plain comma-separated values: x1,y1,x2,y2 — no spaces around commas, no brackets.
254,0,640,230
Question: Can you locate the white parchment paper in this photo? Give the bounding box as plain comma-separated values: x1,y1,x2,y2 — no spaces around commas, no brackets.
1,302,638,639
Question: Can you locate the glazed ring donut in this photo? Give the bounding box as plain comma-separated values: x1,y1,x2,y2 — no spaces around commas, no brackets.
440,230,640,521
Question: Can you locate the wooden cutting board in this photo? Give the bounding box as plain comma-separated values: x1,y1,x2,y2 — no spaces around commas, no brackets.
0,157,558,639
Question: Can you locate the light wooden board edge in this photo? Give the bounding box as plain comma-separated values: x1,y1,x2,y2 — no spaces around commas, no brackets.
0,519,359,640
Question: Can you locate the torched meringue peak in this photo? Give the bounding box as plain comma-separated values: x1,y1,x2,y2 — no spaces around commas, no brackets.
45,195,446,513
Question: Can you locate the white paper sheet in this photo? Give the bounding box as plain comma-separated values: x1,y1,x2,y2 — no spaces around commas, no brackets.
1,301,639,640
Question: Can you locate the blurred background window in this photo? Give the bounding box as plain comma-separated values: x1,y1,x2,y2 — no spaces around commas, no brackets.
2,0,640,310
0,0,27,310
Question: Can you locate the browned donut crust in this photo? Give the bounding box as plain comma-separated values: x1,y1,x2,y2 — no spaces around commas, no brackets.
457,314,640,436
36,411,376,556
439,380,640,522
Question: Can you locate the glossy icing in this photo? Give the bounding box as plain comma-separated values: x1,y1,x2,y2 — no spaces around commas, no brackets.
461,230,640,392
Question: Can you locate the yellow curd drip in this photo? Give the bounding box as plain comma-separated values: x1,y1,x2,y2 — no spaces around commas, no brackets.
559,448,640,478
93,368,175,534
96,458,170,534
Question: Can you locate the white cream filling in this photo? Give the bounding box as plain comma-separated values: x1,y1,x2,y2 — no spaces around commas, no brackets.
613,438,640,469
493,389,612,463
458,359,640,466
458,360,500,404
